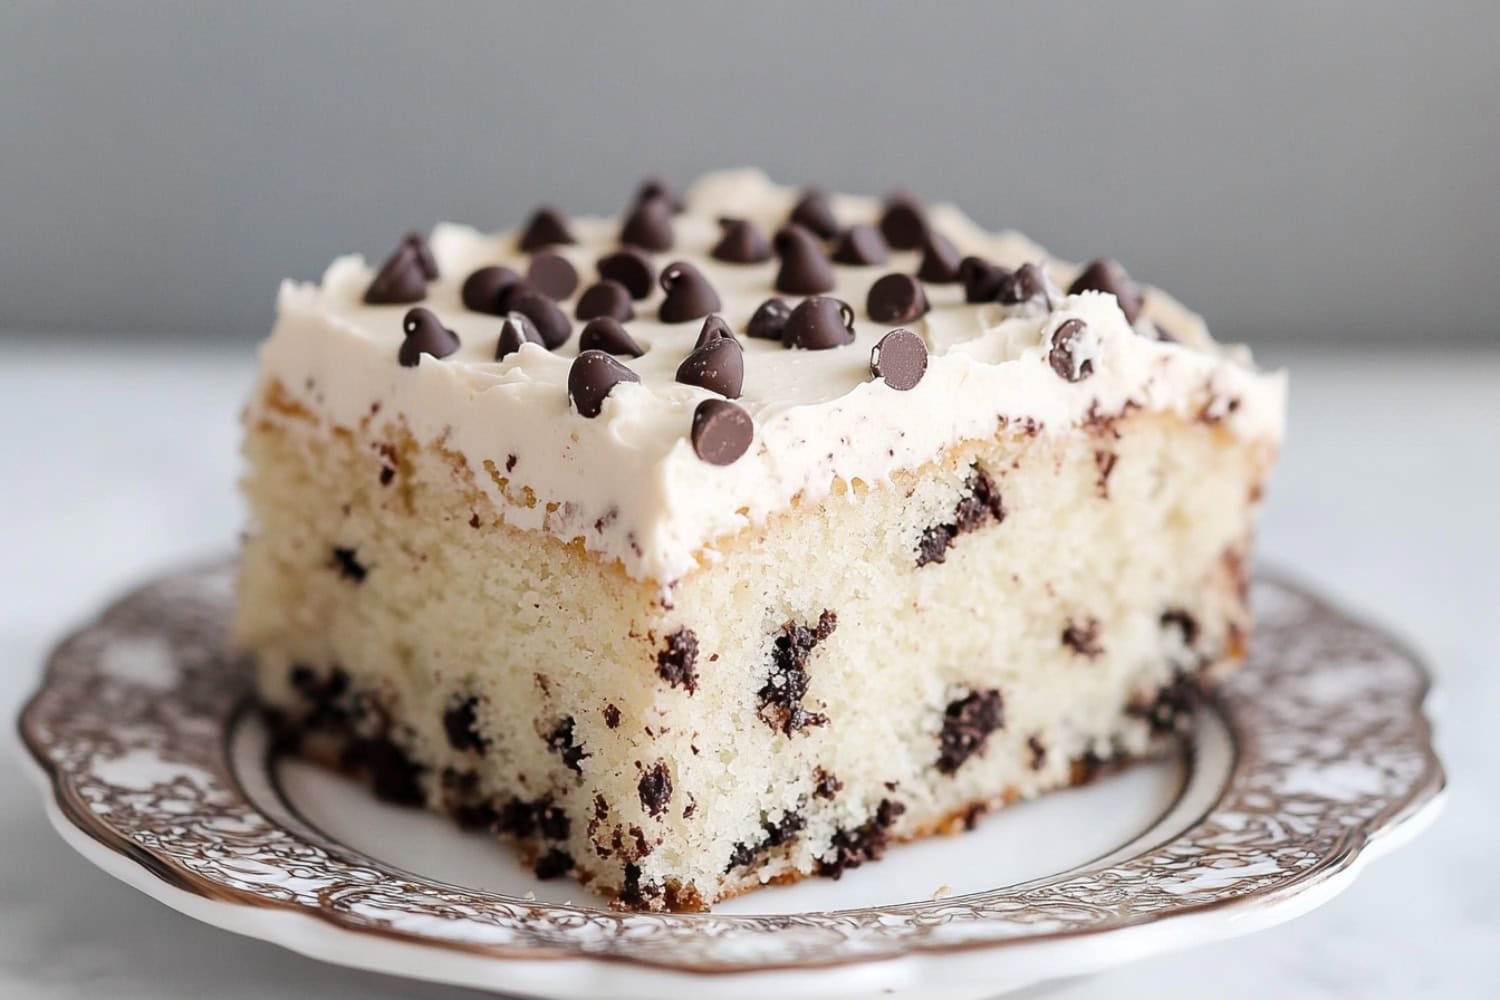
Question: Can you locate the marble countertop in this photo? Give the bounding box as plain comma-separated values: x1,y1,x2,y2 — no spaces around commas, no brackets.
2,338,1495,999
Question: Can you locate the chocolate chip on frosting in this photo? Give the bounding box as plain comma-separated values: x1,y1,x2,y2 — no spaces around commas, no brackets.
658,261,721,323
398,307,460,366
783,296,855,350
518,205,577,251
495,312,543,360
916,230,962,283
790,188,839,239
711,218,772,264
871,329,928,390
830,223,889,266
1068,257,1143,324
621,195,674,252
694,314,738,348
596,248,656,300
997,262,1061,312
578,316,644,357
866,273,928,324
575,280,635,322
676,332,744,398
774,224,835,294
746,297,792,341
568,350,640,417
632,176,684,214
1048,318,1095,382
365,242,429,305
958,256,1009,303
880,191,928,249
691,399,754,465
506,287,572,348
526,251,579,301
402,231,439,279
461,265,521,314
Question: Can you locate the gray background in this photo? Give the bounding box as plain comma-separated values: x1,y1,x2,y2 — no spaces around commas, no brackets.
2,1,1496,347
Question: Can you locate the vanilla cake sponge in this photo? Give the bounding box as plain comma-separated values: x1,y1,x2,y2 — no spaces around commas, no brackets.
235,170,1285,910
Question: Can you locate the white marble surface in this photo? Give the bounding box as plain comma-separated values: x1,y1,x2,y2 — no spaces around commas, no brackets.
2,338,1496,998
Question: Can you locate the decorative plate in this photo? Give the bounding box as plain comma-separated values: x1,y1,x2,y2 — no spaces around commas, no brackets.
18,562,1444,1000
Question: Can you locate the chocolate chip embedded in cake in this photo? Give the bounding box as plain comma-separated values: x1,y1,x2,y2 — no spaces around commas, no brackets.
237,168,1285,911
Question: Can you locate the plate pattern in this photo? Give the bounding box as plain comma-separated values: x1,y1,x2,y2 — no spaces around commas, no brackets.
18,562,1443,971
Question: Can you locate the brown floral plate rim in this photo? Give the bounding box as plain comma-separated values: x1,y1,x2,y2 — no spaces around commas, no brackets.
18,560,1446,982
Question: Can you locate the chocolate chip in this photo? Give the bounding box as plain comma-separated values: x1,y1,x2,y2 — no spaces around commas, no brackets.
638,761,673,817
331,546,367,582
544,716,589,772
449,799,498,831
632,176,683,213
725,810,807,872
958,256,1009,303
871,329,927,390
830,223,889,266
866,273,928,324
597,247,656,299
783,296,855,350
604,704,622,728
525,251,579,300
676,335,744,398
773,224,835,294
813,767,843,799
711,218,772,263
817,798,904,878
1127,672,1199,735
936,689,1003,774
1048,318,1095,382
342,737,425,806
1068,257,1143,324
364,244,428,305
620,195,674,252
690,399,753,465
790,188,839,239
915,464,1005,566
518,205,576,251
694,314,738,348
578,316,643,357
568,351,640,417
1062,617,1103,657
575,280,635,322
495,312,544,360
401,232,439,279
657,628,699,692
658,261,721,323
758,611,836,736
916,230,962,283
533,848,574,880
461,265,520,314
1028,735,1047,770
1161,608,1201,648
443,696,488,753
506,287,572,349
746,297,792,340
997,262,1061,312
880,191,927,249
397,307,460,366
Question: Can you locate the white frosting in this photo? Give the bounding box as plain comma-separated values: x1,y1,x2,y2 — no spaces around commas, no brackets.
251,169,1286,587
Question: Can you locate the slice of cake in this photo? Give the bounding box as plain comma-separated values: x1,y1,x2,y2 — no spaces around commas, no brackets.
235,170,1285,911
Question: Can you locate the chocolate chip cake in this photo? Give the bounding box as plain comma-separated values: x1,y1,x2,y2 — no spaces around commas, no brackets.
235,169,1285,911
